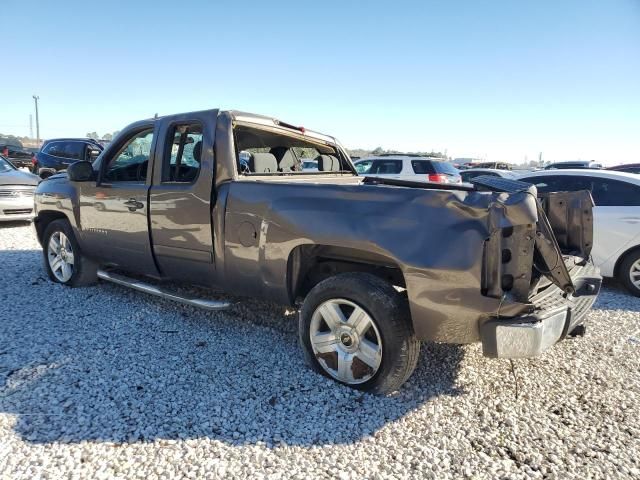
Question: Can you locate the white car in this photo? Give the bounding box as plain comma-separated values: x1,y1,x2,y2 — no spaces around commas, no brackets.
517,169,640,296
354,155,461,184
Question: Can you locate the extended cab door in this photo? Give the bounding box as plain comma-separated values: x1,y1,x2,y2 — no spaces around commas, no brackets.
78,124,159,276
147,110,218,285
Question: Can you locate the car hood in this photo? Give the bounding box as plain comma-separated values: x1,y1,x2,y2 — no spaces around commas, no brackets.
0,169,41,186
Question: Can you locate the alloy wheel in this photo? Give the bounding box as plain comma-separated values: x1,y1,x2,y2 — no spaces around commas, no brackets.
47,231,74,282
309,299,383,384
629,259,640,290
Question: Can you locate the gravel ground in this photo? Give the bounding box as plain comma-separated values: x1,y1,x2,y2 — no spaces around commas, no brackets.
0,221,638,479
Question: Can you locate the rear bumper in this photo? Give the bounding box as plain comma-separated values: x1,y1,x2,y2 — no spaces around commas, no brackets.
480,261,601,358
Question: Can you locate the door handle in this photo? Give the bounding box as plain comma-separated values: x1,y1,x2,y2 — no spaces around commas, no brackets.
124,198,144,212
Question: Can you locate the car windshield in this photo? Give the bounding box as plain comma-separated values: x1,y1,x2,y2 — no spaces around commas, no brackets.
0,155,15,172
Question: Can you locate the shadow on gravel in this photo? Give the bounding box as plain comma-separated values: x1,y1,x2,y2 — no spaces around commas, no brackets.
0,248,465,447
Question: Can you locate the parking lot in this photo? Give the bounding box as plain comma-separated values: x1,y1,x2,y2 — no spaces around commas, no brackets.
0,221,637,479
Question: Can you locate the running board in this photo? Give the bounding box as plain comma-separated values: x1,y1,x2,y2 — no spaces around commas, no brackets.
97,270,231,311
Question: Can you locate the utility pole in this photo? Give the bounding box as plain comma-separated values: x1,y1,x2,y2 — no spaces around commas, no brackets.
32,95,40,146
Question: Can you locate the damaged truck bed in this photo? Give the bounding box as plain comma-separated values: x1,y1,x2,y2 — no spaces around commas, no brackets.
33,109,601,394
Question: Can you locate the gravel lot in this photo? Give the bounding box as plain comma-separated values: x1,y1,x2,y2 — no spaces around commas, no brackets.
0,221,638,479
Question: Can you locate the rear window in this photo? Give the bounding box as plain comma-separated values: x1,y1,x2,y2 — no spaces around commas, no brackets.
433,162,459,175
411,160,436,174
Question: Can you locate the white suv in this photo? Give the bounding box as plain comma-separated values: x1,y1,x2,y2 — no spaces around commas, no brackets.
354,155,461,184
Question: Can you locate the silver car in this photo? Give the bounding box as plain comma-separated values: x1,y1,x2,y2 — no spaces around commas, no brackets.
0,154,41,222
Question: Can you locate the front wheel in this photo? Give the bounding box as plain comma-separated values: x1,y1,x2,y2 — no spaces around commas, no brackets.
299,273,420,394
618,250,640,297
42,219,98,287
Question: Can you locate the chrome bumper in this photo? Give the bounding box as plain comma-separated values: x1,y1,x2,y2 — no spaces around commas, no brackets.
480,262,601,358
481,308,568,358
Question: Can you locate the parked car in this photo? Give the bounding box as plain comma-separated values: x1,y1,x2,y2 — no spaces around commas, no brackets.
544,160,603,170
0,154,41,222
470,162,512,170
0,142,35,172
606,163,640,174
517,169,640,296
354,155,462,184
460,168,517,184
34,138,103,178
33,109,600,393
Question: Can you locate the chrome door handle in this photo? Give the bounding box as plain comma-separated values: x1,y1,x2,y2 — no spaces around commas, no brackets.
124,198,144,212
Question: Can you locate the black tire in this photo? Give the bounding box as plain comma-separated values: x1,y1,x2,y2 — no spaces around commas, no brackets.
618,250,640,297
299,272,420,394
42,219,98,287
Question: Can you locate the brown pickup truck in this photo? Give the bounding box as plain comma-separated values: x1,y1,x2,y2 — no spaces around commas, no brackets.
33,109,601,393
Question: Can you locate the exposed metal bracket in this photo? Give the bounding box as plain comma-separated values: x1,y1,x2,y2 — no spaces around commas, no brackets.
97,270,232,311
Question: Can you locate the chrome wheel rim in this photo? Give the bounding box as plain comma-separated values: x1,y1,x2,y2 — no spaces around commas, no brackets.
47,231,74,282
630,259,640,289
309,299,383,385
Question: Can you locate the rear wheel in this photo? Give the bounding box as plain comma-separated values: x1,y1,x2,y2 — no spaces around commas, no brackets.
299,272,420,394
618,250,640,297
43,219,98,287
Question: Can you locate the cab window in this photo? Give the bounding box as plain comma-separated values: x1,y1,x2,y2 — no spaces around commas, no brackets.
103,129,154,182
162,123,203,183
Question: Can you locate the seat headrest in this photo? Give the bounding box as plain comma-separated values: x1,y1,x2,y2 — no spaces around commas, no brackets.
318,154,340,171
249,152,278,173
192,141,202,162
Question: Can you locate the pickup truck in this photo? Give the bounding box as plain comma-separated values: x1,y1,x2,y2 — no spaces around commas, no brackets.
33,109,602,394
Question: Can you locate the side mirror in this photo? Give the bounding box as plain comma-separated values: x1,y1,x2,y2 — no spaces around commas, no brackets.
88,148,101,161
67,161,94,182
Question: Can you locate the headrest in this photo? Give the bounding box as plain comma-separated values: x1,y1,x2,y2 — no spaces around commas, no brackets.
318,154,340,171
250,152,278,173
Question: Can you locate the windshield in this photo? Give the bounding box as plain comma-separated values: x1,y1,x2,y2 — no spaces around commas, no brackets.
0,155,15,173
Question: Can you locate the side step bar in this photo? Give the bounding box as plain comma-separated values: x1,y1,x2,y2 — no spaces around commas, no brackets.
97,270,231,311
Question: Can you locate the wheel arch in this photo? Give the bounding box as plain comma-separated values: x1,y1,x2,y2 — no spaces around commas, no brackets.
34,210,70,245
613,244,640,279
286,244,406,304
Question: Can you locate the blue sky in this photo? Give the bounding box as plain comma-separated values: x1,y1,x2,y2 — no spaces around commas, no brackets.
2,0,639,164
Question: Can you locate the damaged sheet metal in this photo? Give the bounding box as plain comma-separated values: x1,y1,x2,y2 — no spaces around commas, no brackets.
223,178,550,344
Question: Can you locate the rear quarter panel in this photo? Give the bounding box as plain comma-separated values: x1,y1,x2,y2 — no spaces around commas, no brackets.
222,179,537,343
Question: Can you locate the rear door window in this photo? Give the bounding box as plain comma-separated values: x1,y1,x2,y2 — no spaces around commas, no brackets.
370,160,402,174
62,142,85,160
162,123,203,183
590,178,640,206
519,175,640,206
519,175,589,193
